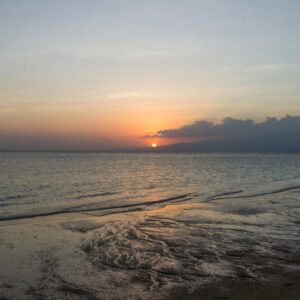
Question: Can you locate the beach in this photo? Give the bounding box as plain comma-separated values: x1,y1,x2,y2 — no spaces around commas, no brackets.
1,190,299,299
0,153,299,299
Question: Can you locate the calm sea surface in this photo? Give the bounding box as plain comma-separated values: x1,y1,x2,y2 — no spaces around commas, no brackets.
1,152,300,220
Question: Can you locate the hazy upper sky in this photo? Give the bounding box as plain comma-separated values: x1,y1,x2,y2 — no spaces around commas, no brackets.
1,0,300,150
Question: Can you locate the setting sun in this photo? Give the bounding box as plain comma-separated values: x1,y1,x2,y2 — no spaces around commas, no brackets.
152,143,157,148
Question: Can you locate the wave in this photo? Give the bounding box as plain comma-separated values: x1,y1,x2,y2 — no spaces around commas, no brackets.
0,194,30,202
0,193,192,222
75,192,119,199
2,184,299,222
207,185,300,202
0,202,15,207
206,190,243,201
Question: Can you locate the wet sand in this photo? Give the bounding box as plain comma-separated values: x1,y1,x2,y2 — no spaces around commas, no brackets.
0,191,299,299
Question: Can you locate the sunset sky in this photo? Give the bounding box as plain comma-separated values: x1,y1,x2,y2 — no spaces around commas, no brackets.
1,0,300,150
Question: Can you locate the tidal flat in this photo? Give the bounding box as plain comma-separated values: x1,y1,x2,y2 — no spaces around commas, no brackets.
0,190,299,299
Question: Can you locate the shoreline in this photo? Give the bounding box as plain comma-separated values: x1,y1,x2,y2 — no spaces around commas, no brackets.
1,197,299,299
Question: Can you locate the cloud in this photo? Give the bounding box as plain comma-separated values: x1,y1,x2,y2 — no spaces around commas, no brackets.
126,50,184,58
144,115,300,152
245,64,296,72
107,91,170,99
145,115,300,139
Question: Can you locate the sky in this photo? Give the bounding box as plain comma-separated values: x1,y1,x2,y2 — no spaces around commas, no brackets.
0,0,300,150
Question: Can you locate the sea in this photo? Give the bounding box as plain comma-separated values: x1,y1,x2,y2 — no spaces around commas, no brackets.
1,152,300,221
0,152,299,298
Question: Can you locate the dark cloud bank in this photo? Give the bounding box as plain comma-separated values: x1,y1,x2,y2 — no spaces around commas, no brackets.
145,115,300,152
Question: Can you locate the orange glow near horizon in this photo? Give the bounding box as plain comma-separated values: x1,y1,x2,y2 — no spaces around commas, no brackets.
0,105,208,149
152,143,157,148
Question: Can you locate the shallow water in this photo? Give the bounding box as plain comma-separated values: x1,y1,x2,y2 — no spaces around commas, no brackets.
0,152,299,299
1,152,300,219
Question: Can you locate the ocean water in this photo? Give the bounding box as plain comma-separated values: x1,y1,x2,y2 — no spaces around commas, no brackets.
0,152,300,298
1,152,300,221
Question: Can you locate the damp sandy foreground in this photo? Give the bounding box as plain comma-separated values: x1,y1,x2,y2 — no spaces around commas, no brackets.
0,190,300,300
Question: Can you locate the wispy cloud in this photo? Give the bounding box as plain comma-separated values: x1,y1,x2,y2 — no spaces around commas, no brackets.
125,49,187,58
245,64,295,72
107,91,174,99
